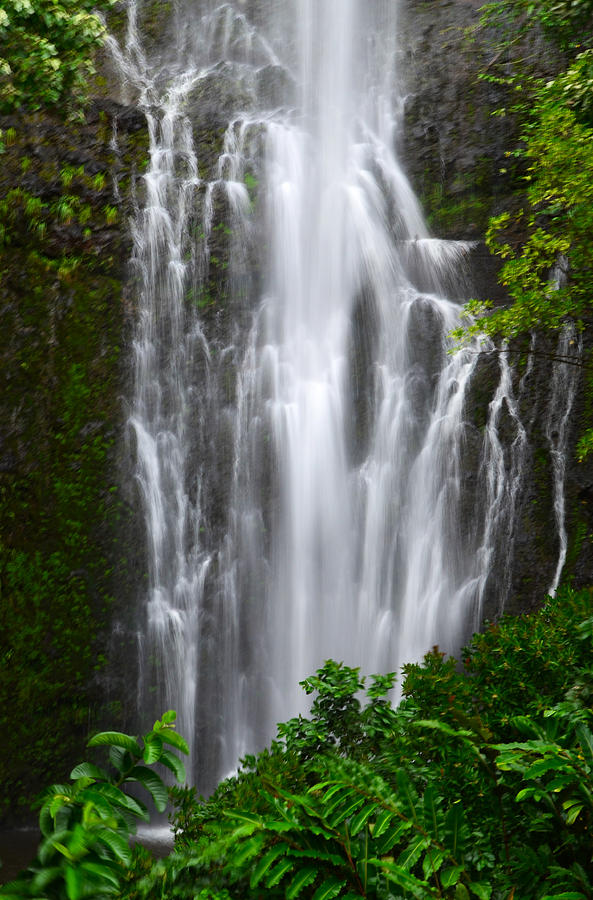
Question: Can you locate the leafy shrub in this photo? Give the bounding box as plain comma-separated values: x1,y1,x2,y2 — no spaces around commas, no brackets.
0,711,188,899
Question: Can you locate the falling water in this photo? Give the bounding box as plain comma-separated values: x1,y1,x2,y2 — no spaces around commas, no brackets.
108,0,577,790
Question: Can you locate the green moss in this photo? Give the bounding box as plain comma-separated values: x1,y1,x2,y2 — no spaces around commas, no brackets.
0,106,146,821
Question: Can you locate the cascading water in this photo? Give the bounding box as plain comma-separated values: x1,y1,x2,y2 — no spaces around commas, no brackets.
108,0,578,790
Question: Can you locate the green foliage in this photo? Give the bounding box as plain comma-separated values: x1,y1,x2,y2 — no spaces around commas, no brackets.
454,62,593,343
0,712,188,899
119,587,593,900
0,0,116,113
480,0,593,50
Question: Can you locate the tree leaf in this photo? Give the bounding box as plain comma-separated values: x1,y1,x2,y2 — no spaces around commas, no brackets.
444,802,466,857
576,724,593,770
286,867,318,899
371,808,393,838
125,766,168,812
142,733,163,765
65,865,82,900
441,866,465,889
265,857,295,888
159,748,186,783
371,859,430,898
524,758,574,780
70,762,108,782
469,882,492,900
87,732,142,756
250,844,289,888
373,819,412,855
423,784,440,840
397,834,429,871
311,876,347,900
95,828,132,866
422,847,444,879
329,794,365,826
349,803,377,836
160,729,190,755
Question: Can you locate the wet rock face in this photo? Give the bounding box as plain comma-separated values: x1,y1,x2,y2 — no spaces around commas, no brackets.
0,97,149,820
396,1,593,612
399,0,515,244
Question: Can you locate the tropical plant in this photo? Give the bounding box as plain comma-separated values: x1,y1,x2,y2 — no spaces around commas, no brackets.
0,0,116,113
0,711,188,900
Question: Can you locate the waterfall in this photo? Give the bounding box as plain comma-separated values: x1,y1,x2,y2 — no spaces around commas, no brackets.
108,0,576,791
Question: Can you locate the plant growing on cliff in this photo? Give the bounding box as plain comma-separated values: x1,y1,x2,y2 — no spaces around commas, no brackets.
0,0,116,113
0,711,188,900
454,55,593,345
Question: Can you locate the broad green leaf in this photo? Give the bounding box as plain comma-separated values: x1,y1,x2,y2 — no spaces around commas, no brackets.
576,724,593,769
95,783,149,821
290,848,347,868
109,746,130,774
314,782,349,802
286,866,318,899
371,859,430,898
330,794,365,826
563,800,584,824
422,847,444,879
160,728,190,755
525,758,575,780
125,765,168,812
349,803,377,836
95,828,132,865
469,882,492,900
265,857,295,888
311,877,347,900
397,834,429,871
324,788,359,818
371,808,393,838
78,860,120,889
70,762,108,782
77,788,119,819
65,865,82,900
456,885,470,900
38,829,72,865
396,769,419,823
160,748,186,783
423,784,439,840
31,866,62,891
87,732,142,756
223,809,263,827
228,833,266,867
444,802,466,857
250,844,289,888
142,733,163,764
441,866,464,889
373,819,412,855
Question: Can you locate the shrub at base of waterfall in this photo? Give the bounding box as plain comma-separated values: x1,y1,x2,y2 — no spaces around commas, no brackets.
0,0,117,115
116,587,593,900
0,711,188,900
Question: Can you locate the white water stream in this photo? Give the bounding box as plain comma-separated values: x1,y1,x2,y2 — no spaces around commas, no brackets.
108,0,579,789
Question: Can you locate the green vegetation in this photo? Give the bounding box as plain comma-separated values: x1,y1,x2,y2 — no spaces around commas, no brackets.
0,0,116,113
455,0,593,342
0,712,188,899
6,587,588,899
146,589,593,899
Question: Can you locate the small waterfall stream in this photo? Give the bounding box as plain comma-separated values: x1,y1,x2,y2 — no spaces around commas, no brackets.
108,0,579,790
